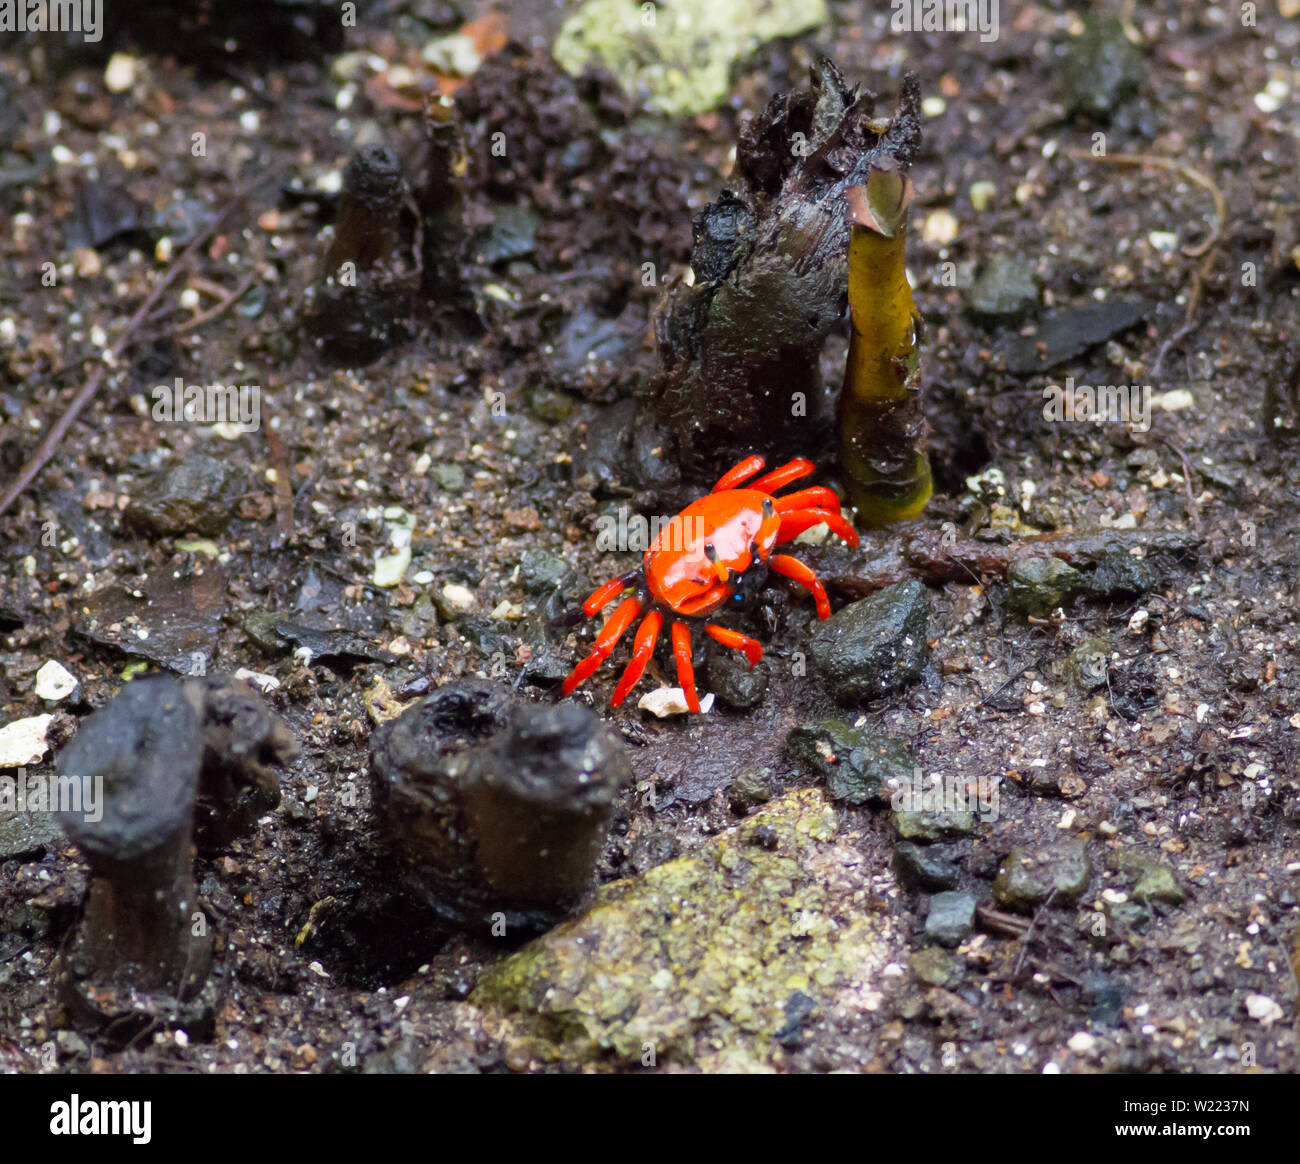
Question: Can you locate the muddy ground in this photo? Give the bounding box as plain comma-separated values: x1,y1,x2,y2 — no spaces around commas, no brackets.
2,1,1300,1073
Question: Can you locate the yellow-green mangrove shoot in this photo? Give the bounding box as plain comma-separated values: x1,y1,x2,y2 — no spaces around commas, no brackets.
837,166,932,528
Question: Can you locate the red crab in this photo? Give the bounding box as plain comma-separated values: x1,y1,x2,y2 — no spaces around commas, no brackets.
562,455,859,712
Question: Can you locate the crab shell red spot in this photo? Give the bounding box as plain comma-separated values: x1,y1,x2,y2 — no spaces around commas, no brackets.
644,490,780,617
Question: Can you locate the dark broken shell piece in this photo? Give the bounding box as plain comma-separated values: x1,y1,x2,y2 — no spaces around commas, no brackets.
72,565,227,676
243,613,400,666
998,298,1152,374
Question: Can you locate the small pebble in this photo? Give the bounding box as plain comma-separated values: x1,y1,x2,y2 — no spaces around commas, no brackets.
34,661,78,702
104,53,138,93
922,209,959,246
441,584,476,615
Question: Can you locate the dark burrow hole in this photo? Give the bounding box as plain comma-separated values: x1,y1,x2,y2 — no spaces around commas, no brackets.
929,423,993,497
306,896,449,989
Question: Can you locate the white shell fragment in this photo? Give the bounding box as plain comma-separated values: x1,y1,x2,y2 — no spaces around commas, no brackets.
637,688,715,717
34,660,78,703
373,507,415,587
0,714,54,768
372,547,411,588
234,667,282,694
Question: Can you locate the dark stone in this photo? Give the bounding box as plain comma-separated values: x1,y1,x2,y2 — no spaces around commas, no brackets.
705,640,768,711
968,256,1038,327
1107,848,1188,906
474,201,539,265
773,990,817,1048
728,770,773,811
925,891,976,947
893,840,961,891
786,719,913,805
126,453,238,536
808,580,930,704
910,946,961,988
993,839,1092,911
893,808,977,842
1005,556,1083,619
1083,549,1159,598
574,399,681,496
519,549,577,596
1061,13,1143,122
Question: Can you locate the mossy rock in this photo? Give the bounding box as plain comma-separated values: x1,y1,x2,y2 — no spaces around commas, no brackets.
472,789,889,1070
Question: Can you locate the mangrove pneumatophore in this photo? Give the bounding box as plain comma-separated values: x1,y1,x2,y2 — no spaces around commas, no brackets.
837,164,932,527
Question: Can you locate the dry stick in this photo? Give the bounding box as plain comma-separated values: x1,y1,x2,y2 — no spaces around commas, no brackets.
263,421,295,546
1063,148,1224,259
173,268,260,336
1013,887,1058,978
0,196,243,518
1157,435,1201,529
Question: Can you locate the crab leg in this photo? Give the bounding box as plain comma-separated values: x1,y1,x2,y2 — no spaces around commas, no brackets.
748,458,814,494
562,597,642,695
704,624,763,667
581,570,640,617
769,553,831,619
777,507,860,548
712,454,766,493
670,620,701,713
774,487,842,514
610,610,663,707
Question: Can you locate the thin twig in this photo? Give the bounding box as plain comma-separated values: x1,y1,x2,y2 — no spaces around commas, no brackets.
0,196,243,517
263,420,295,546
1014,888,1058,977
1157,435,1201,529
1063,148,1224,259
173,268,260,336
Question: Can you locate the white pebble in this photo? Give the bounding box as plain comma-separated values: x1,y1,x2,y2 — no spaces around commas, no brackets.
104,53,137,94
1154,389,1195,412
441,583,476,613
34,660,77,702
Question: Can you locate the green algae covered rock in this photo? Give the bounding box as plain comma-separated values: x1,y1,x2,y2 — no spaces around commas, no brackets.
553,0,826,118
472,788,889,1070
